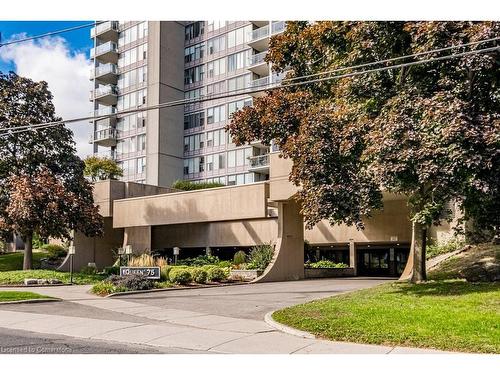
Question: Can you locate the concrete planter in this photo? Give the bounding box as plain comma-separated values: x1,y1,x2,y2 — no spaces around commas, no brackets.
304,267,355,278
229,269,263,281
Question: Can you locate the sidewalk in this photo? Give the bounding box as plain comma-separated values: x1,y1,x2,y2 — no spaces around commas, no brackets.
0,285,450,354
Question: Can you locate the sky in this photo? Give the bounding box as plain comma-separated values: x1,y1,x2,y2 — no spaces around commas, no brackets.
0,21,94,158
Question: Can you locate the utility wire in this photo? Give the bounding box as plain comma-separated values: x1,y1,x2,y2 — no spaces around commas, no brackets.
0,43,498,137
0,21,104,47
2,36,497,134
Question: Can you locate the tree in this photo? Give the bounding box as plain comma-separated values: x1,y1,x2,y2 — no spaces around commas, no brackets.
84,155,123,182
228,22,499,282
0,72,103,269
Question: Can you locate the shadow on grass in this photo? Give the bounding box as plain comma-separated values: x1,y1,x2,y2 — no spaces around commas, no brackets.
388,280,500,297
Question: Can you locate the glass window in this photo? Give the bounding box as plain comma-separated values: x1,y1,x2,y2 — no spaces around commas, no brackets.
185,22,204,41
228,150,236,168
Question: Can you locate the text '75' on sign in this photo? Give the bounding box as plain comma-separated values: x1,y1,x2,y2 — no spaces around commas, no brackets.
120,266,161,279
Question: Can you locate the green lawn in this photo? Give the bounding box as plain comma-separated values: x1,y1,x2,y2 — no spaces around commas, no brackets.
0,251,50,272
0,291,53,302
273,280,500,353
0,270,105,285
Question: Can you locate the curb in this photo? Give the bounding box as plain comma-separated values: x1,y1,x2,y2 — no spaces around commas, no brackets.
0,298,60,305
264,311,316,339
0,284,73,288
106,281,248,298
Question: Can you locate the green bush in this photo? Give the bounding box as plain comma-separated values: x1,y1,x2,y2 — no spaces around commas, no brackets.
41,244,67,260
246,244,274,270
426,239,465,260
207,267,226,282
191,268,208,284
160,265,172,281
177,255,220,267
103,266,120,276
91,282,122,296
233,250,247,265
79,265,98,275
172,180,224,191
217,260,232,268
169,268,193,284
305,260,349,269
106,274,153,290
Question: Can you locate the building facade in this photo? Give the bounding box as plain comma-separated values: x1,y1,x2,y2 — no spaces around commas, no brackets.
90,21,285,188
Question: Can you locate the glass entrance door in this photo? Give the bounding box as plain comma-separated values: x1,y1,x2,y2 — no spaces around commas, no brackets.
357,249,390,276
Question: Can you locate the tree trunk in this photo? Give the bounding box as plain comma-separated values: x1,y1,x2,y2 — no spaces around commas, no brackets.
23,232,33,270
410,222,427,283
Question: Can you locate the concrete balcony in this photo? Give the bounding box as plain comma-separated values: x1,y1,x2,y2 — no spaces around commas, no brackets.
248,51,269,76
93,63,118,84
251,21,269,28
93,106,117,119
271,21,285,35
95,116,116,129
90,21,119,42
249,73,284,97
91,85,118,105
248,154,270,174
90,127,117,147
247,25,270,52
91,41,118,64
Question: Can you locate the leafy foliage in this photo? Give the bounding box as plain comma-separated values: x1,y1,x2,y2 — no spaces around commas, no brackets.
305,260,349,269
41,244,67,260
106,274,153,290
206,267,227,282
169,268,193,284
83,155,123,182
233,250,247,265
191,268,208,283
177,254,220,267
172,180,225,191
0,72,103,269
246,244,274,270
228,21,500,280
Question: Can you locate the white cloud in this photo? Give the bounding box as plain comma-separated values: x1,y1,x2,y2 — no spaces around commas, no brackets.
0,35,93,158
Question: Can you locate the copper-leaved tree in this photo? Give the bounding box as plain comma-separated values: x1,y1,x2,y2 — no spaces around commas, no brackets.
228,21,499,282
0,72,103,269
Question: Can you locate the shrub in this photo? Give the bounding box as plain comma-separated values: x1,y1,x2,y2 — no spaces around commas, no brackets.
106,274,153,290
217,260,232,268
103,266,120,276
172,180,224,191
80,265,98,274
426,239,465,260
41,244,67,260
246,244,274,270
191,268,208,284
207,267,226,282
91,282,124,296
160,265,172,281
233,251,247,265
177,255,220,267
169,268,193,284
305,260,349,269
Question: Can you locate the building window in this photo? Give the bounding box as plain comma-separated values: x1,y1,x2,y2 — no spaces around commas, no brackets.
207,35,225,55
207,21,226,32
184,42,205,63
227,50,250,72
207,57,226,79
228,98,252,117
185,22,204,41
137,157,146,174
227,74,251,93
184,111,205,130
207,105,226,124
183,133,205,152
184,65,205,84
226,25,252,49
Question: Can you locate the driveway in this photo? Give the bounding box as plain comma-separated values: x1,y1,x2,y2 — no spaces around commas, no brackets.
0,278,449,354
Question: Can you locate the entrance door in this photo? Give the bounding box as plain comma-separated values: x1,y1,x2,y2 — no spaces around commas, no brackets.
357,249,391,276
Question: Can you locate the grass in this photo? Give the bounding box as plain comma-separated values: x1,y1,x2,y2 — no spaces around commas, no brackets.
0,251,50,272
429,243,500,282
0,291,53,302
0,270,105,285
273,280,500,353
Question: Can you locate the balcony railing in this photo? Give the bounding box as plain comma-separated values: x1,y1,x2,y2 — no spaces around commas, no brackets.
93,107,117,117
249,51,267,66
248,154,270,169
250,73,284,89
271,21,285,35
249,24,269,41
91,21,119,38
94,63,118,78
91,127,117,145
94,85,118,99
91,41,118,58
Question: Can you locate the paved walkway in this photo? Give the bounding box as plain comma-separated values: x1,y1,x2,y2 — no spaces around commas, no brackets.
0,279,450,354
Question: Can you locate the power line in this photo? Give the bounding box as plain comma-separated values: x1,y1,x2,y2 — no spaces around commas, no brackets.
0,21,104,47
0,43,498,137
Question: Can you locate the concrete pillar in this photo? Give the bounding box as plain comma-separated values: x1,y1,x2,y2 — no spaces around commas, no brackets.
349,239,357,276
205,246,212,256
123,226,152,255
254,199,304,282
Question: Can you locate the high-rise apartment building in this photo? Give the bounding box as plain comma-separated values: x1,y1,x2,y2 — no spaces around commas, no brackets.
90,21,285,187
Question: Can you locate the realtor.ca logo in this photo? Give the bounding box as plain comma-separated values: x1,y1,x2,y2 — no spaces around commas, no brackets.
0,346,73,354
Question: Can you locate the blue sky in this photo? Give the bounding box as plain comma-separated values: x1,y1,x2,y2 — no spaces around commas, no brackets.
0,21,93,73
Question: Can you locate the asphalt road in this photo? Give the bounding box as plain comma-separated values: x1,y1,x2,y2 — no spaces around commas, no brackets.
0,327,206,354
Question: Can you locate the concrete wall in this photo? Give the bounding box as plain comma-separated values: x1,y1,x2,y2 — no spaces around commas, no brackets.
113,182,270,228
269,152,298,201
305,198,412,245
146,21,185,187
151,218,278,249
